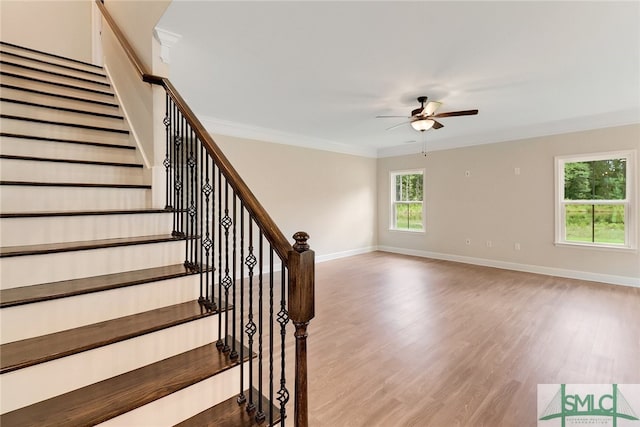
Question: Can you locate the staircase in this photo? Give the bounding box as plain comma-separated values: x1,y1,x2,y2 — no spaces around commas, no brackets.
0,42,282,426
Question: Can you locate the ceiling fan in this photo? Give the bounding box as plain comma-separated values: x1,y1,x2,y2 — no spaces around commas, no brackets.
377,96,478,132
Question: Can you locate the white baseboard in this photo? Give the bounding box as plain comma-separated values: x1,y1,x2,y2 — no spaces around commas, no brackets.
316,246,377,263
377,246,640,288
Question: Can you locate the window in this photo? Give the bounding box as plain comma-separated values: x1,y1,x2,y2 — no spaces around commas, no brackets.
391,170,424,231
555,150,636,249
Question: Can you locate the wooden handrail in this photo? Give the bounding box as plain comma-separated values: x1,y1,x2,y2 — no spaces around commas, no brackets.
161,79,294,262
95,0,293,263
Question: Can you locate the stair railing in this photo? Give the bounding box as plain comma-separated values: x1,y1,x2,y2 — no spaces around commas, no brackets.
96,2,314,425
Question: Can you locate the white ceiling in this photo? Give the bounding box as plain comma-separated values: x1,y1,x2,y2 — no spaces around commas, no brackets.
157,1,640,157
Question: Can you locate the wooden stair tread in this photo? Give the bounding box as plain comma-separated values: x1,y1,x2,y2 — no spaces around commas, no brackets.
0,181,151,189
0,84,119,108
0,208,172,218
0,263,206,308
0,300,218,373
0,50,107,77
176,389,281,427
0,132,134,149
0,154,142,168
0,71,114,96
0,234,191,258
0,41,103,69
0,340,246,426
0,97,124,119
0,60,110,87
0,114,129,134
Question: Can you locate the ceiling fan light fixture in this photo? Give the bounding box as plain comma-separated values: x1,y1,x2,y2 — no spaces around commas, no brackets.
410,119,435,132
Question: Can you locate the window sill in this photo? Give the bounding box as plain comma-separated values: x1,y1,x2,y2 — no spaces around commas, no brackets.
554,241,637,253
389,228,425,234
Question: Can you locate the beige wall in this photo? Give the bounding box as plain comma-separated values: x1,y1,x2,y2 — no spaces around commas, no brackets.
103,0,170,74
377,124,640,283
0,0,92,62
213,135,378,258
100,0,170,180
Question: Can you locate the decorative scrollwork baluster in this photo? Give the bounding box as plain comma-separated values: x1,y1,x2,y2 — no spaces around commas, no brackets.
230,190,238,360
277,267,290,425
237,204,246,405
221,181,232,353
245,221,257,414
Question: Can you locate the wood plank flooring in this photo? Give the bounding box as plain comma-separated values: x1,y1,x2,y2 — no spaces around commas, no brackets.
303,252,640,427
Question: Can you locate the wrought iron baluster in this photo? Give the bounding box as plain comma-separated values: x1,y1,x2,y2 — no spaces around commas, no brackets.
200,156,214,310
198,141,205,301
269,246,275,426
237,204,246,405
230,190,238,360
221,181,232,352
171,102,178,236
163,94,171,210
256,232,265,422
216,169,223,350
186,126,197,270
277,267,290,425
245,220,257,414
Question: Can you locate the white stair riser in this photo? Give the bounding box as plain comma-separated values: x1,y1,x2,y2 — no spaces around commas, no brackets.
0,316,223,414
0,240,186,288
0,159,146,185
0,101,127,130
0,57,109,84
98,362,248,427
1,116,131,145
0,185,150,213
0,45,103,75
0,213,172,246
0,136,138,164
3,275,203,343
0,63,110,93
0,275,201,343
0,74,115,103
0,86,120,116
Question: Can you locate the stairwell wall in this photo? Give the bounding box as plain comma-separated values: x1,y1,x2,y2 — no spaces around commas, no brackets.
100,0,171,207
0,0,92,62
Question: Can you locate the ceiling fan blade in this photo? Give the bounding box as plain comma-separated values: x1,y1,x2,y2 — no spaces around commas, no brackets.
424,101,442,116
411,106,424,117
433,109,479,118
385,121,410,131
376,115,409,119
432,120,444,129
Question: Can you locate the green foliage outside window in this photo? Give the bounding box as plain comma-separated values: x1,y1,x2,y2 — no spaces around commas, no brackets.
393,173,423,231
563,159,626,245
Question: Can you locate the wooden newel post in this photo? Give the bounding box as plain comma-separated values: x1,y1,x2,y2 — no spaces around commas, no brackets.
288,231,315,427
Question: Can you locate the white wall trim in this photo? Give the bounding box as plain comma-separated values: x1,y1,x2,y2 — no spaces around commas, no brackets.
199,114,378,158
153,27,182,64
377,245,640,288
103,64,151,169
316,246,377,263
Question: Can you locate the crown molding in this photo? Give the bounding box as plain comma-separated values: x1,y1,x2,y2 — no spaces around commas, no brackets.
198,114,378,158
154,27,182,64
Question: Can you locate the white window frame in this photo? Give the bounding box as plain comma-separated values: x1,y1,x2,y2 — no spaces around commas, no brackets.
390,169,425,233
555,150,637,250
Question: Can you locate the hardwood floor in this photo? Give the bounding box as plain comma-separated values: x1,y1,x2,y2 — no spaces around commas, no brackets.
303,252,640,426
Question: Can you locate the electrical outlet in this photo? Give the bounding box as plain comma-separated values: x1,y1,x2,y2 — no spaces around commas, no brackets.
514,167,521,175
514,242,521,251
486,240,492,248
465,170,471,177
